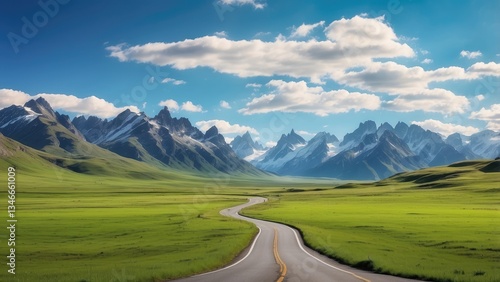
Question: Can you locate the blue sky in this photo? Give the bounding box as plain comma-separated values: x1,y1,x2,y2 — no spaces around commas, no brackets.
1,0,499,146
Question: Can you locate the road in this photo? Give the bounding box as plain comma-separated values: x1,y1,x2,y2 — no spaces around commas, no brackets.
172,197,422,282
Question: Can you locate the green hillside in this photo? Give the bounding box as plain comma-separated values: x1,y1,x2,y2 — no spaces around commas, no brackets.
244,160,500,282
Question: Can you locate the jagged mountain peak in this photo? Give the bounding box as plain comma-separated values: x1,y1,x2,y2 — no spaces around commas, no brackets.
340,120,377,148
377,122,394,137
154,107,173,124
309,132,339,144
279,129,306,145
205,125,219,139
24,97,56,118
394,121,409,139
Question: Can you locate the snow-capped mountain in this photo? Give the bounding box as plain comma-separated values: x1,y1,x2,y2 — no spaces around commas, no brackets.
0,97,88,154
230,131,266,161
73,106,261,174
339,120,377,150
252,129,307,172
0,98,262,175
311,130,424,180
251,121,499,180
467,130,500,159
275,132,339,175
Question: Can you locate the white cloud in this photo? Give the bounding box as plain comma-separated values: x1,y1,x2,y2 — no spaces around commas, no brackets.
470,104,500,131
195,119,259,135
0,88,139,118
161,78,186,85
290,21,325,38
383,88,469,114
476,94,485,101
142,102,147,109
265,141,277,148
158,99,203,112
214,31,228,38
239,80,381,116
411,119,479,137
181,101,203,112
218,0,265,9
0,89,31,108
158,99,179,111
245,83,262,88
467,62,500,77
106,16,414,84
460,50,482,59
105,15,500,117
37,94,140,118
220,100,231,109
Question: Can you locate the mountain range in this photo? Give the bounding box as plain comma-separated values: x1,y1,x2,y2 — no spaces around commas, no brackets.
232,120,500,180
0,98,263,176
1,98,498,180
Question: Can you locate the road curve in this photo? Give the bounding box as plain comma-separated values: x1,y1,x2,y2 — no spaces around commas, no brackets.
171,197,422,282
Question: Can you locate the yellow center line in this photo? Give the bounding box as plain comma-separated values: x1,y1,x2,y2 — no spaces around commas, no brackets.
273,228,287,282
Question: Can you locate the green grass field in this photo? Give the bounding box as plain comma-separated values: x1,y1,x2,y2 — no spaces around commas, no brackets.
0,174,260,282
1,137,499,281
243,162,500,282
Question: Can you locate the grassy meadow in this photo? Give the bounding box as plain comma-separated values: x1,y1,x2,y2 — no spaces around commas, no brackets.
243,162,500,282
0,158,266,282
1,140,499,282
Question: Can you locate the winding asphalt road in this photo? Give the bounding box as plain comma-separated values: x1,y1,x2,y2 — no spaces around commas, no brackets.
172,197,422,282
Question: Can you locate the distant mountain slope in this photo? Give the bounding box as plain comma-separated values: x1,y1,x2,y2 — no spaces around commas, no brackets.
0,98,96,157
0,133,191,180
0,98,263,175
311,131,424,180
250,120,498,180
252,129,307,173
230,131,266,161
73,107,263,175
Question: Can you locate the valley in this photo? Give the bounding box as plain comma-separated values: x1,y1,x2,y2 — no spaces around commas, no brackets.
0,98,499,281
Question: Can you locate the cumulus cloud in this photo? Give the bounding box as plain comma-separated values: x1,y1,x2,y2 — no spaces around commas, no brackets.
105,15,500,117
106,16,414,84
0,89,31,108
412,119,479,137
265,141,277,148
161,78,186,85
467,62,500,77
218,0,265,9
460,50,482,59
158,99,179,111
159,99,203,112
290,21,325,38
220,100,231,109
383,88,469,114
0,88,139,118
470,104,500,131
181,101,203,112
195,119,259,135
476,94,485,101
239,80,381,116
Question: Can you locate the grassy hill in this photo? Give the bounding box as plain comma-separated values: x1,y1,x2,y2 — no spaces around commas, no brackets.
244,160,500,282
